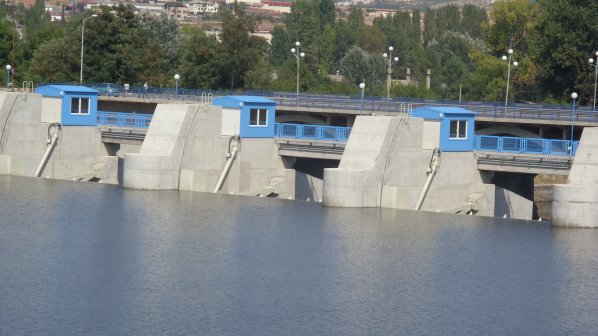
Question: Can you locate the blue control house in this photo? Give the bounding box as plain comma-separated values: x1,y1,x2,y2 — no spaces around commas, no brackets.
35,85,99,126
411,106,476,152
212,96,276,138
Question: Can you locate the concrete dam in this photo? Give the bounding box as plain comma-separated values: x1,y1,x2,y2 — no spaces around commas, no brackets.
0,86,596,227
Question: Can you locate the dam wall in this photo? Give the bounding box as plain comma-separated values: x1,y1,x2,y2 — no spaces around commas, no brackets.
0,90,537,219
552,127,598,227
0,92,118,182
122,102,307,200
323,115,532,219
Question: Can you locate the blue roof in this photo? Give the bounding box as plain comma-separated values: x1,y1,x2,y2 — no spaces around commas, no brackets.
412,106,476,120
413,106,476,115
36,85,99,96
213,95,275,108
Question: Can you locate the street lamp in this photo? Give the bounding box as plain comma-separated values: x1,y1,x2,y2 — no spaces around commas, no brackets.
589,51,598,111
80,14,98,85
501,49,518,116
383,46,399,100
291,41,305,104
5,64,11,92
174,74,180,97
570,92,577,157
359,82,365,112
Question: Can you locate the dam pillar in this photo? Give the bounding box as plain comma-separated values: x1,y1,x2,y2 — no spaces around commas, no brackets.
552,127,598,227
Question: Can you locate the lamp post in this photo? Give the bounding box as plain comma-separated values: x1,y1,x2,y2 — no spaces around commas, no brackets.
80,14,98,85
174,74,180,97
5,64,11,92
501,49,518,116
291,41,305,105
383,46,399,100
359,82,365,112
569,92,577,157
589,51,598,111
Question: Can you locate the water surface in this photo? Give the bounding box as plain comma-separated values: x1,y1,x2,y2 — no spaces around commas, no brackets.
1,175,597,335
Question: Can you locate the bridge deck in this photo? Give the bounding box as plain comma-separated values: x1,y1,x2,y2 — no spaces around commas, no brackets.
99,94,598,128
100,126,146,145
476,152,571,175
276,139,345,160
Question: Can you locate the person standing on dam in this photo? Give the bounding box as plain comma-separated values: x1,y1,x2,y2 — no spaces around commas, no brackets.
143,81,149,99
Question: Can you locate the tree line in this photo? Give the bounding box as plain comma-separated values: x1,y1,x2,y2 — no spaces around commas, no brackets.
0,0,596,104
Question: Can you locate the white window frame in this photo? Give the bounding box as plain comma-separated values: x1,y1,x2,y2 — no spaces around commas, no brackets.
249,108,268,127
449,120,467,140
70,97,90,115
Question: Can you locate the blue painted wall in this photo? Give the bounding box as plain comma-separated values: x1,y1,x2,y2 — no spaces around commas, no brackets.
36,85,99,126
412,106,476,152
213,96,276,138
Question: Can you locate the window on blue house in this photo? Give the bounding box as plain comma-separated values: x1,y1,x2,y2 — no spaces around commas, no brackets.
71,97,90,115
449,120,467,139
249,108,268,126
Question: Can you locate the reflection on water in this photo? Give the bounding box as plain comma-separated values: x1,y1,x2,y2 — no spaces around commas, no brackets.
1,175,597,335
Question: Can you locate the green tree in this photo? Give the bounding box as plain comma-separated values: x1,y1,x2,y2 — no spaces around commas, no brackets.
315,24,335,73
530,0,598,102
218,2,268,90
21,21,64,73
270,27,290,67
333,20,357,69
465,48,506,101
140,13,181,67
0,20,16,67
347,6,364,31
485,0,537,54
340,46,385,86
357,26,386,53
29,37,79,83
461,4,487,39
178,27,220,88
317,0,335,31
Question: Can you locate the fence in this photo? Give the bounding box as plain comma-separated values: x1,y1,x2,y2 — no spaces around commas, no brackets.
97,111,152,128
275,123,351,142
474,135,579,157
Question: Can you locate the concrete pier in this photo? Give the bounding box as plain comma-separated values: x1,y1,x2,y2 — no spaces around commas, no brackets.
552,127,598,227
323,115,533,218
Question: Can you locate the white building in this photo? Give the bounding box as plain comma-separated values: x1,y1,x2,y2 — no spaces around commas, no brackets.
188,0,218,14
134,3,167,16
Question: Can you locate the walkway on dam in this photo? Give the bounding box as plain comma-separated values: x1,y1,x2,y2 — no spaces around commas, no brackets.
97,111,578,175
97,90,598,128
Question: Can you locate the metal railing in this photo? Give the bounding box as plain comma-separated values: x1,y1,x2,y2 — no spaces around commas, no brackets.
97,111,152,128
39,82,598,123
275,123,351,142
474,135,579,157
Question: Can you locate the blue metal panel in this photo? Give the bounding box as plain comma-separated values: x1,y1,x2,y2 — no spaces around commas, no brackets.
412,106,476,120
36,85,99,126
439,115,475,152
413,106,476,152
212,96,275,108
275,123,351,142
213,95,277,138
474,135,579,157
239,105,275,137
97,111,152,128
61,93,98,126
36,85,98,96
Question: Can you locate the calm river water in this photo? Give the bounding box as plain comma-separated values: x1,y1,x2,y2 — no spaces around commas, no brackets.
1,175,598,335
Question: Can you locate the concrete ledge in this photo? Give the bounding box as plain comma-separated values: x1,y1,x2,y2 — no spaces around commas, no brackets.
552,184,598,228
322,169,379,207
123,153,179,189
